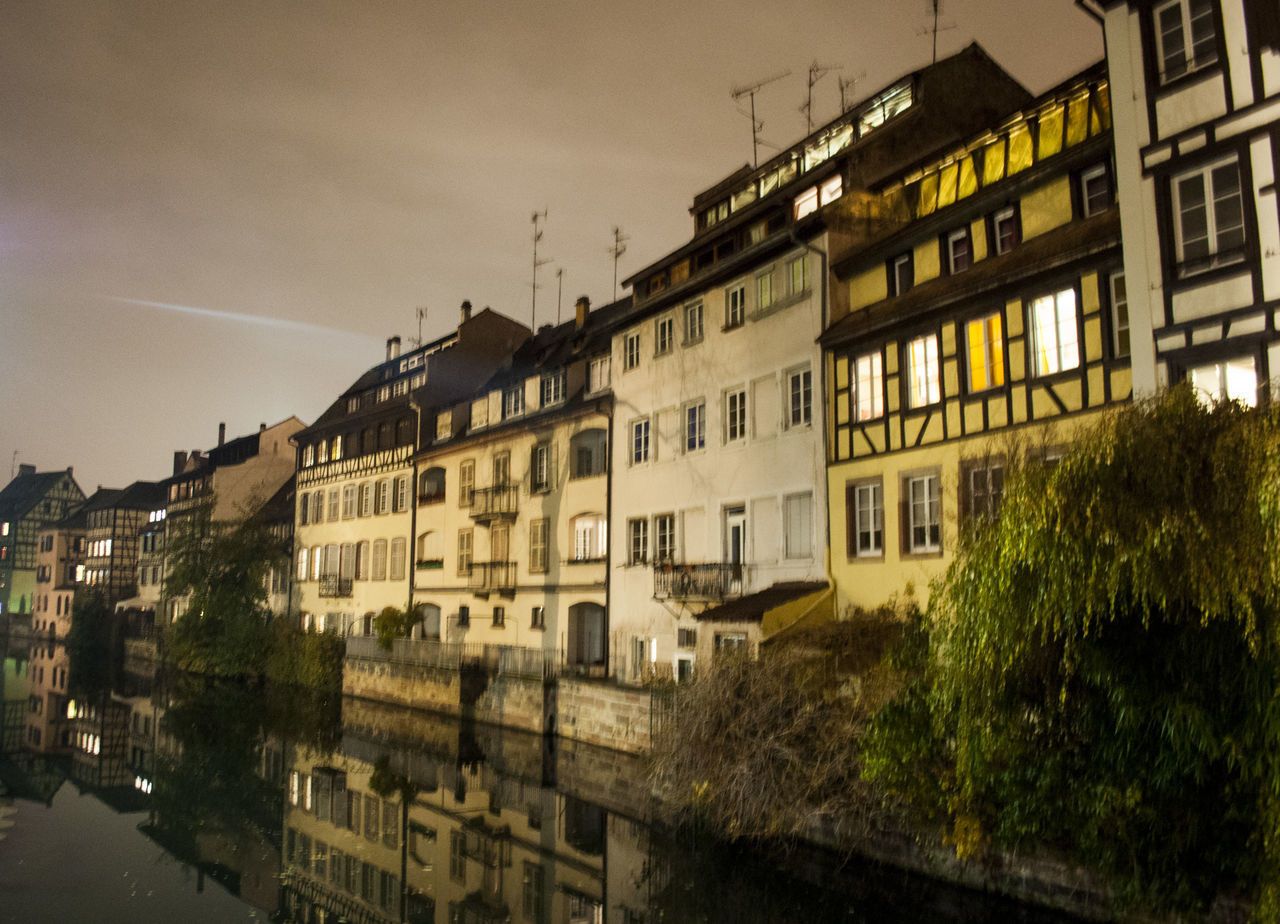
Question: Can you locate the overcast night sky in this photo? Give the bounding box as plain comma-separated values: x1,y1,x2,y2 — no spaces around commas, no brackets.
1,1,1102,493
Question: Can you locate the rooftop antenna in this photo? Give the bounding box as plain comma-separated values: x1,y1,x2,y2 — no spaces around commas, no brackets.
838,71,867,113
10,451,18,480
731,69,790,168
608,226,629,302
531,209,550,330
802,61,841,134
556,268,564,325
409,305,428,347
919,0,956,64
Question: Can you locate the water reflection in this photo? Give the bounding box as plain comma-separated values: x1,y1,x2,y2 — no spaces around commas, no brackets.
1,632,1086,923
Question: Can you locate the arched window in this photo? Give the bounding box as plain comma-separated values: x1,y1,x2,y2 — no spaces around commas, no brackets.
416,531,442,567
419,467,446,504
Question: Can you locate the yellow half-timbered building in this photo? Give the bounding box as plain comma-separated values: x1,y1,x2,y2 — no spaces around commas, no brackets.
820,64,1130,610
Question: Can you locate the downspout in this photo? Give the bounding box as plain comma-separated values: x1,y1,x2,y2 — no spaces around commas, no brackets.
787,225,835,611
408,398,422,617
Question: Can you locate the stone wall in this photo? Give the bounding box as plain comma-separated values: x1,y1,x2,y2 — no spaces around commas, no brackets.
554,678,652,753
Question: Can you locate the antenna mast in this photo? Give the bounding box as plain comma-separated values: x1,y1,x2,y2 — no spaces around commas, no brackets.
608,227,629,302
802,61,841,134
409,305,428,347
919,1,955,64
531,210,550,330
556,268,564,325
731,69,790,168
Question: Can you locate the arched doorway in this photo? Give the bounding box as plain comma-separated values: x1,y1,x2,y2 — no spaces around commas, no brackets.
567,602,606,671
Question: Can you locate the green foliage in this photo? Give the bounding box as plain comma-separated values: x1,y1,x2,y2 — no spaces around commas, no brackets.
65,588,122,695
864,387,1280,915
262,619,345,690
374,603,423,651
163,502,282,678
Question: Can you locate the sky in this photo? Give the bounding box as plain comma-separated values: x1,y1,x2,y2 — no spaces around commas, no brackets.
0,0,1103,493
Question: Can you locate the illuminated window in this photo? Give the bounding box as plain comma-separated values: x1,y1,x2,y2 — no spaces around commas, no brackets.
331,434,342,460
847,480,883,558
819,174,843,205
726,285,746,328
302,445,315,467
1172,156,1245,276
1029,289,1080,375
725,388,747,442
965,313,1005,392
377,385,390,402
853,351,884,421
317,439,328,464
906,335,941,407
655,316,674,355
1110,272,1130,358
392,379,408,397
436,411,451,440
624,332,641,370
794,185,819,220
1188,356,1257,407
1155,0,1216,82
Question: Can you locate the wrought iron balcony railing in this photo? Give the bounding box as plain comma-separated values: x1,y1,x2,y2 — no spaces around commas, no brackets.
318,575,353,598
469,484,518,522
468,560,517,596
653,562,746,602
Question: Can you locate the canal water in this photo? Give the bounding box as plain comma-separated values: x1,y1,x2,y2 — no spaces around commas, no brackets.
0,639,1088,923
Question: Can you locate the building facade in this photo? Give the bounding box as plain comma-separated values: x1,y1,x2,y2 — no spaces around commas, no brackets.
0,465,85,617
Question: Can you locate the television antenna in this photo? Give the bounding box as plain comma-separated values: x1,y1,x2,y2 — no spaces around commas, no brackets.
731,69,790,168
408,305,428,348
838,71,867,113
556,267,564,325
918,0,956,64
607,226,629,302
801,61,841,134
530,210,550,330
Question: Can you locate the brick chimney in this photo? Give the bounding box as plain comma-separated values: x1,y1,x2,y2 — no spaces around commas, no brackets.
17,463,35,477
218,422,226,446
460,300,473,324
575,296,590,329
386,336,401,361
172,451,187,475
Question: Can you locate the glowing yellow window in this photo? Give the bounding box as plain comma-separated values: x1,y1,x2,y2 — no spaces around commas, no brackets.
966,314,1005,392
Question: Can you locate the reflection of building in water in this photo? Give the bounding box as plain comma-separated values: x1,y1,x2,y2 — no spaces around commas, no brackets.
2,652,30,754
68,694,133,790
278,709,654,924
23,640,71,753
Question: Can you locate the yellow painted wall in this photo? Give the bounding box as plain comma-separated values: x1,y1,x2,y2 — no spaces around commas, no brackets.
849,266,888,311
1021,176,1073,241
914,239,940,285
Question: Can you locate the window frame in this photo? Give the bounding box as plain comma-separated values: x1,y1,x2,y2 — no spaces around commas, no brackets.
653,513,676,564
889,252,913,296
684,302,704,345
456,529,473,576
852,350,885,422
903,471,942,555
964,312,1005,393
1028,287,1081,376
684,400,706,452
961,458,1006,523
905,334,941,408
785,366,812,429
529,518,549,573
944,226,972,274
655,315,675,356
530,443,551,493
630,418,651,465
623,332,641,370
1170,154,1246,278
1154,0,1218,84
846,479,884,559
627,517,648,566
724,387,748,443
991,205,1020,255
726,284,746,329
1109,271,1130,359
783,491,813,560
1079,164,1112,218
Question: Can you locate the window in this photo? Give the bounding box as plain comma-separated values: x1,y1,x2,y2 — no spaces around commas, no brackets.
573,515,607,561
531,606,545,629
725,388,747,442
449,832,465,882
756,269,776,311
1080,165,1112,217
685,401,706,452
342,485,357,519
654,316,674,355
419,467,445,504
624,332,641,370
945,227,972,274
847,481,883,558
906,334,941,407
794,185,819,220
853,351,884,421
303,444,315,467
889,252,913,296
684,302,704,344
311,546,323,581
376,479,391,514
783,492,813,559
372,540,388,580
678,627,697,649
1109,272,1130,358
1029,288,1080,375
654,514,675,563
570,429,607,477
992,206,1019,255
502,385,525,419
905,474,941,553
359,482,373,517
530,444,551,492
529,519,549,573
298,496,309,526
357,540,370,580
786,367,812,428
492,606,505,628
1155,0,1216,82
540,371,566,406
347,396,360,413
389,538,406,580
297,548,309,581
965,462,1005,521
393,475,409,512
1188,356,1258,407
588,355,611,392
965,313,1005,392
627,518,648,565
340,543,356,580
457,529,473,575
457,605,470,628
326,489,339,522
788,255,808,295
493,452,510,487
726,284,746,328
1172,157,1245,276
317,439,328,464
459,460,475,507
392,379,408,397
630,419,650,464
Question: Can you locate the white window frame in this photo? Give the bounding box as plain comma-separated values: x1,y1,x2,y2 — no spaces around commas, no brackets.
503,385,525,419
786,366,812,429
627,518,648,565
588,355,611,393
623,332,641,370
1154,0,1217,83
684,302,704,344
685,401,706,452
726,284,746,329
905,334,941,408
890,252,913,296
783,491,813,559
1109,272,1130,358
1188,355,1258,407
945,227,971,274
530,443,551,493
906,473,941,554
1171,156,1245,276
653,513,676,564
853,351,884,421
724,388,747,443
992,206,1019,255
1080,164,1111,218
849,480,883,558
655,316,674,355
630,419,651,465
756,269,776,312
540,371,566,406
1029,288,1080,376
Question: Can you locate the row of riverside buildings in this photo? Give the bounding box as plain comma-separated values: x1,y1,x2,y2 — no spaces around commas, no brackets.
4,0,1277,687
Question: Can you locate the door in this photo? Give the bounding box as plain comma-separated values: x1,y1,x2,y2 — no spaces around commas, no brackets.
723,505,746,593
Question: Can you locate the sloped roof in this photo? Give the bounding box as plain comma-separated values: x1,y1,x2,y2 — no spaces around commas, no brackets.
0,469,80,522
694,581,829,624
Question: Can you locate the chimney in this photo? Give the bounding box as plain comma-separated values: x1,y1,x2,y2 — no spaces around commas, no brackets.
460,300,472,324
172,451,187,476
386,336,401,361
259,422,266,432
17,463,35,477
575,296,590,329
218,422,226,446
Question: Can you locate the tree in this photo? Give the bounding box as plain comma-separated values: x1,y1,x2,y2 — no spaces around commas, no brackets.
163,501,284,677
373,603,425,651
864,387,1280,917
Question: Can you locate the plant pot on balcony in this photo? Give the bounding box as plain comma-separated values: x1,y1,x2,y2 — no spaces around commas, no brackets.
416,559,444,570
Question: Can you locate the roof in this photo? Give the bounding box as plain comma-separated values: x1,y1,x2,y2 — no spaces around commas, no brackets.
479,295,633,393
694,581,829,624
0,468,80,522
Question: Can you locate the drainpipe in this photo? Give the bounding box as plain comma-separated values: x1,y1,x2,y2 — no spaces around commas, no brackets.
407,397,422,618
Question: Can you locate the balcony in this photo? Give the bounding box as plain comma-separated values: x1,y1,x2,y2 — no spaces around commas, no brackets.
469,485,518,522
653,562,746,602
469,561,517,597
318,575,353,598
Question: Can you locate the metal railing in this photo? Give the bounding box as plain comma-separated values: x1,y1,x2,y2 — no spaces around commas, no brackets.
653,562,746,601
344,635,559,680
468,561,517,595
318,575,353,598
469,484,519,521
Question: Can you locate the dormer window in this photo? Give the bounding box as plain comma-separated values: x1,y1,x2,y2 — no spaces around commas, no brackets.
540,371,566,406
502,385,524,419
